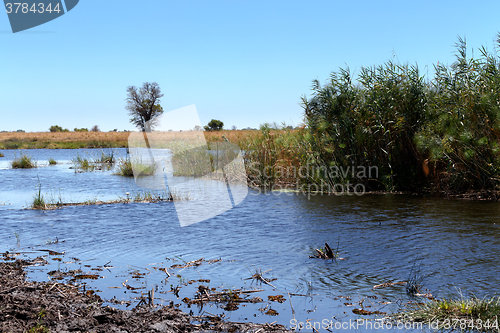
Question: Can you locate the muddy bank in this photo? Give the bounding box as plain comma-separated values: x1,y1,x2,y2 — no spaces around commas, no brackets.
0,257,290,333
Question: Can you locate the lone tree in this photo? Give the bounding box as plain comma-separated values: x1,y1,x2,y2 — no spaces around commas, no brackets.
204,119,224,131
126,82,164,132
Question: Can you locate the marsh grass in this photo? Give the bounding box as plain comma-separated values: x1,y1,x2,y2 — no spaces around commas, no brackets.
115,158,156,177
73,151,115,171
48,157,57,165
31,182,46,210
406,262,427,297
115,158,134,176
0,152,4,157
98,152,115,164
240,124,305,188
46,189,64,206
73,155,95,171
12,154,37,169
120,189,189,203
396,294,500,331
171,145,213,177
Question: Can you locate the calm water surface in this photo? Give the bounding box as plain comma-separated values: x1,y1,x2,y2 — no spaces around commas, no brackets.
1,149,500,332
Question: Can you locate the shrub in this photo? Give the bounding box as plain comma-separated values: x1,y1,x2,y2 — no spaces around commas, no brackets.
74,128,88,132
91,125,100,132
49,125,69,132
204,119,224,131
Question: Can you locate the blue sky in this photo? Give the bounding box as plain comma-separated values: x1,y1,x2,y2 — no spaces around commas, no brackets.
1,0,499,132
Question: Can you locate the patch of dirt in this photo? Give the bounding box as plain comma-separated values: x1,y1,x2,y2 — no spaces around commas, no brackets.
0,258,290,333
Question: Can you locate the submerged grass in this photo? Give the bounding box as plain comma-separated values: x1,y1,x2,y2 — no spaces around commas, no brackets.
12,154,37,169
395,294,500,331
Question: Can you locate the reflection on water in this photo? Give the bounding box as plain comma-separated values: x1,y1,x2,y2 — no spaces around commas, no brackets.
1,149,500,331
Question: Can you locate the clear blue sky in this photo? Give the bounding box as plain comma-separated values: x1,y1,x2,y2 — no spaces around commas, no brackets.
1,0,499,132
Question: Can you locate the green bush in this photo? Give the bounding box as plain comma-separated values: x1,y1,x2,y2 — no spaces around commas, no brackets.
204,119,224,131
49,125,69,132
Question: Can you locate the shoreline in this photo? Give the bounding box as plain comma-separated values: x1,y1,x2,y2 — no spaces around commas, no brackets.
0,256,290,333
2,131,500,202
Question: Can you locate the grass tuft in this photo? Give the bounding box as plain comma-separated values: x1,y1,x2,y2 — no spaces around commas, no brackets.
98,151,115,164
395,294,500,331
48,157,57,165
31,182,46,210
12,154,37,169
72,151,115,172
73,155,94,171
0,152,4,157
115,158,156,177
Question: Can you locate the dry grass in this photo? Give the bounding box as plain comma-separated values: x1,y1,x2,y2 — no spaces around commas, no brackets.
0,130,293,151
203,130,261,146
0,131,130,143
0,131,129,149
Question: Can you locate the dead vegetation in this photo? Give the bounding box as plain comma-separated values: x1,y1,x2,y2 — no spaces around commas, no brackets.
310,242,345,260
0,257,291,333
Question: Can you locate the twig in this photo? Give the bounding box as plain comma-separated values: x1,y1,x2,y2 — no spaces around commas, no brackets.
373,281,407,289
287,291,296,323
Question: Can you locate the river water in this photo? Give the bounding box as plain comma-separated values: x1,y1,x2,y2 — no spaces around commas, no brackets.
1,148,499,332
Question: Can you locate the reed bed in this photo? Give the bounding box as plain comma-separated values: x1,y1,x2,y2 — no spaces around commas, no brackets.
240,34,500,196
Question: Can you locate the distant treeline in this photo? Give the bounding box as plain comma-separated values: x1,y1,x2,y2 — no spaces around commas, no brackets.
243,34,500,196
